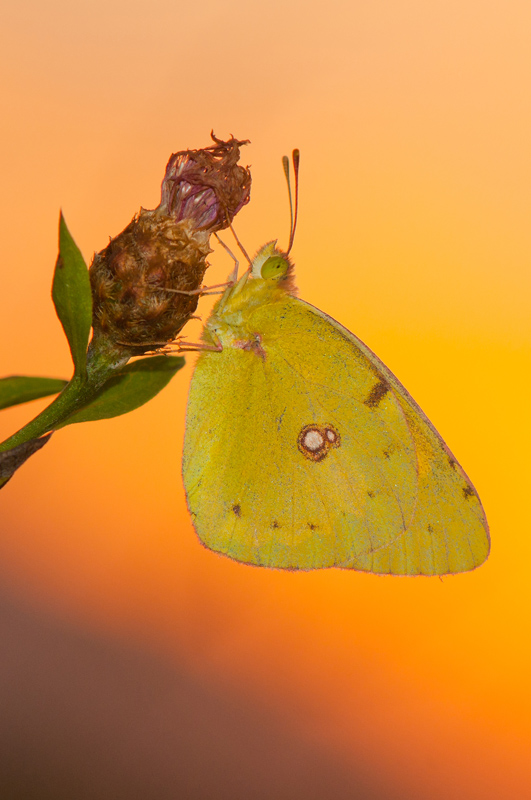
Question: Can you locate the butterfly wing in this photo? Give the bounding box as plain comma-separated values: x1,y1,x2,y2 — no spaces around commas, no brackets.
182,295,489,574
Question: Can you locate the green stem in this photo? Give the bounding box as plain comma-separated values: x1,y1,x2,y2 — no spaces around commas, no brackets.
0,336,130,453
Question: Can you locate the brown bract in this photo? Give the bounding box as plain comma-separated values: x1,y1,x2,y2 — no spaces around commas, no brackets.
90,214,211,352
90,134,251,354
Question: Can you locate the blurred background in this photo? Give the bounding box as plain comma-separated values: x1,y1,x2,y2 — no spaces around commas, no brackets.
0,1,530,797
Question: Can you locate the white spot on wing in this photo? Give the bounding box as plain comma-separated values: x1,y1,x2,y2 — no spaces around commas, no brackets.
303,430,324,451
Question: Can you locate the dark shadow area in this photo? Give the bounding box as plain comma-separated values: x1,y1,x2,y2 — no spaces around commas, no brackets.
0,586,392,800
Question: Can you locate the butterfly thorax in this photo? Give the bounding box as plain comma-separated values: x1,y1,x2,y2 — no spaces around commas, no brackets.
202,241,296,350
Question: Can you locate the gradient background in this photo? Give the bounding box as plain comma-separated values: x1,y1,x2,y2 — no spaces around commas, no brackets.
1,1,530,798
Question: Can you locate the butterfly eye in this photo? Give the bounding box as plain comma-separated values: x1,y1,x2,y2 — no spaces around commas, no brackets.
261,255,289,280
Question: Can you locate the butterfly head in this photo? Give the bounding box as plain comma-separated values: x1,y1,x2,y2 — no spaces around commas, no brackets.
251,240,295,288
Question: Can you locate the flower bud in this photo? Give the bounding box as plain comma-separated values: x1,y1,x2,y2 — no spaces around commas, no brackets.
90,134,251,353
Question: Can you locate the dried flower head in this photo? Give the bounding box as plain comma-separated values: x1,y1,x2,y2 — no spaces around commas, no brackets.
160,132,251,230
90,134,251,354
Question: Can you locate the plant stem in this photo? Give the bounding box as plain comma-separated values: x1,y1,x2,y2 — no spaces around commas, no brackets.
0,336,130,453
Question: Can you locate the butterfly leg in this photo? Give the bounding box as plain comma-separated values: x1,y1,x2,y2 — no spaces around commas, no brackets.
161,283,231,297
212,233,254,314
173,339,223,352
161,328,223,353
215,232,240,282
113,341,177,358
118,338,223,354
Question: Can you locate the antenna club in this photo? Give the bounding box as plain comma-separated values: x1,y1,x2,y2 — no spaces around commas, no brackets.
287,148,300,254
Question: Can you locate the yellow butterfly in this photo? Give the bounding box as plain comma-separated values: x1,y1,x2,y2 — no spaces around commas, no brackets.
182,151,490,574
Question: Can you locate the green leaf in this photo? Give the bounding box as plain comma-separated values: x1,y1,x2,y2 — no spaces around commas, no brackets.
0,376,68,410
57,355,185,427
0,433,53,488
52,212,93,377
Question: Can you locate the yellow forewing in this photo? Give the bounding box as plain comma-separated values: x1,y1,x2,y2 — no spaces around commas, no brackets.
183,294,489,574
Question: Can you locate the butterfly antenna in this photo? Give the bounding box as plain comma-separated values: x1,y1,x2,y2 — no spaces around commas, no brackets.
282,154,294,248
286,149,300,254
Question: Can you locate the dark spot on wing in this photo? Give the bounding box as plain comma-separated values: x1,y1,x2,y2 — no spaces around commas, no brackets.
308,523,318,531
364,378,390,408
448,457,457,470
463,485,475,500
367,490,375,498
427,524,434,533
382,443,398,460
232,504,241,517
271,520,281,529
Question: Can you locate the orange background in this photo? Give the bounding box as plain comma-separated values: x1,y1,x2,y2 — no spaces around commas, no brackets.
1,1,530,797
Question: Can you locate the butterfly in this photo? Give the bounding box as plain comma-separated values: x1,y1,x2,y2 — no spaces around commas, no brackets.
182,151,490,574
